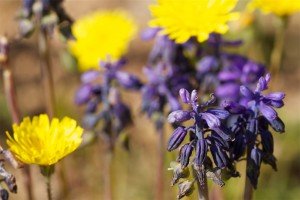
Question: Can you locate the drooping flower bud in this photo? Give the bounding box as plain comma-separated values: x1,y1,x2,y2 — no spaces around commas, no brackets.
179,144,193,168
194,139,207,165
167,110,191,124
167,127,187,151
269,117,285,133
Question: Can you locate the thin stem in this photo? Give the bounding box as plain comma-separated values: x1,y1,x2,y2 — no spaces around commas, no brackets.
103,148,113,200
46,174,53,200
3,69,20,124
244,148,253,200
1,37,34,200
270,17,289,79
38,29,55,118
155,126,164,200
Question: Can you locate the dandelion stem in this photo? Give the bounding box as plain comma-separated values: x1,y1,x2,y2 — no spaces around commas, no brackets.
1,36,34,200
46,175,53,200
270,16,289,79
155,125,165,200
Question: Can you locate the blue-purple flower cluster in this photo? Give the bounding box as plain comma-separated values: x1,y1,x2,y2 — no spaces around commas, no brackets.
167,72,285,192
225,74,285,188
141,30,194,128
167,89,238,187
75,59,142,147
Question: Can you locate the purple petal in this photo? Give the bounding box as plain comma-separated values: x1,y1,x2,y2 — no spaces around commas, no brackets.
168,110,191,124
141,28,160,40
201,112,221,128
167,95,181,111
75,84,92,105
264,92,285,101
206,109,230,119
195,139,208,165
265,73,271,82
240,85,254,99
218,70,240,81
190,90,198,102
216,83,240,100
222,100,246,114
196,56,218,74
179,144,193,167
81,70,100,83
259,102,277,121
167,126,187,151
115,72,142,89
269,100,284,108
179,88,190,103
255,76,268,92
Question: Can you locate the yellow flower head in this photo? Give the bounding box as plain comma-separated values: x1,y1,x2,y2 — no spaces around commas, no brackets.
248,0,300,16
69,10,137,71
149,0,239,44
6,114,83,166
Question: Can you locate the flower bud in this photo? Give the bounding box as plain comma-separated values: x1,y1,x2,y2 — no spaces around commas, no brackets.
167,127,187,151
179,88,190,103
179,144,193,168
195,139,207,165
115,72,142,90
240,85,254,99
260,130,274,154
167,110,191,124
190,90,198,102
75,84,92,105
211,143,229,169
0,188,9,200
269,117,285,133
222,100,246,114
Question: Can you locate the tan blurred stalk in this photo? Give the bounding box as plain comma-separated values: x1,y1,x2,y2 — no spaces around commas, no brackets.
0,36,34,200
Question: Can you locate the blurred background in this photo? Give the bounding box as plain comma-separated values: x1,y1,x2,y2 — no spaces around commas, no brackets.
0,0,300,199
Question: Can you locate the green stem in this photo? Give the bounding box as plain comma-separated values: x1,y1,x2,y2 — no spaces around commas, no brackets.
270,16,289,79
40,165,54,200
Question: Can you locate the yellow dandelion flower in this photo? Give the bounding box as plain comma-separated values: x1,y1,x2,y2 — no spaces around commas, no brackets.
149,0,239,44
6,114,83,166
68,10,137,71
248,0,300,16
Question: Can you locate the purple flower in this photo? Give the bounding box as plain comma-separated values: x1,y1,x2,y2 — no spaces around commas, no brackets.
167,88,234,181
240,74,285,123
75,59,141,146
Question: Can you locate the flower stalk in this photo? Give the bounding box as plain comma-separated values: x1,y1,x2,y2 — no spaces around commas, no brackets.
155,125,165,200
193,168,209,200
37,28,55,119
270,16,289,79
0,36,34,200
243,148,253,200
40,165,55,200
